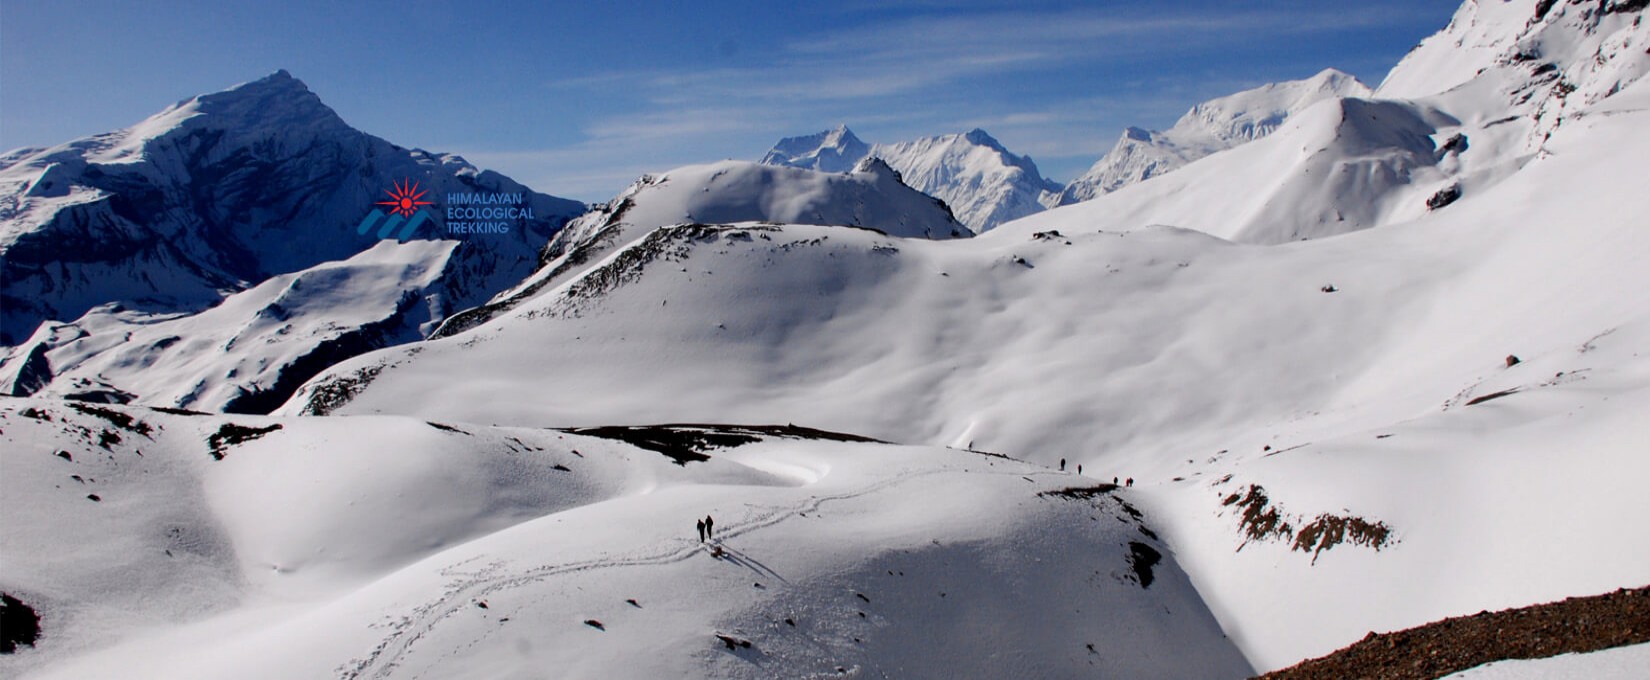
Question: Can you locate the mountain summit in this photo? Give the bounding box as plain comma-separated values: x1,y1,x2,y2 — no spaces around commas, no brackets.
759,124,872,174
0,71,585,410
760,126,1061,232
1055,69,1371,205
0,70,584,346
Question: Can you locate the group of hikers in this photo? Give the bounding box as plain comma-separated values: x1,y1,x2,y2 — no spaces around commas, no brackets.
1057,458,1131,486
693,457,1139,544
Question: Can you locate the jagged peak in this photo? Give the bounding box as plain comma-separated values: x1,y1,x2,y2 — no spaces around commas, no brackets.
852,155,902,182
110,69,347,146
822,124,859,144
190,69,328,115
960,127,1002,149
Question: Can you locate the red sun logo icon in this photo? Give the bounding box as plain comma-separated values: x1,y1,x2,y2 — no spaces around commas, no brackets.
376,178,433,218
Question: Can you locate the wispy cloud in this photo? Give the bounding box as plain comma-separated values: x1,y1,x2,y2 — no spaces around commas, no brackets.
460,5,1423,199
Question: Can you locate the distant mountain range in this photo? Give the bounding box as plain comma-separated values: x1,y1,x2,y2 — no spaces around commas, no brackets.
758,70,1370,231
761,125,1060,232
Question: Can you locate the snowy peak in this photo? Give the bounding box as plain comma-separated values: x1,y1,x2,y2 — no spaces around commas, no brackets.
960,127,1004,150
619,159,966,239
760,126,1060,232
1056,69,1371,205
171,69,334,125
850,155,903,183
167,69,345,135
26,70,349,168
1378,0,1650,131
759,124,871,174
0,70,584,346
1177,68,1372,143
1022,93,1460,245
429,159,967,337
1376,0,1540,100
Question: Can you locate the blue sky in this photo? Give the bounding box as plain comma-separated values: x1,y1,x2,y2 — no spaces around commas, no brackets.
2,1,1460,202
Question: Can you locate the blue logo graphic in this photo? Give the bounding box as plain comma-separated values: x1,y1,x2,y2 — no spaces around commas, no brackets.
355,206,433,242
357,178,434,242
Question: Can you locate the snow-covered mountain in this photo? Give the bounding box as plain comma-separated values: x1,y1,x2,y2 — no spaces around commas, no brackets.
5,0,1650,677
761,126,1061,233
1375,0,1650,152
432,157,966,338
0,241,458,412
1054,68,1372,205
0,70,584,347
274,0,1650,673
1027,0,1649,244
0,71,585,411
758,125,870,174
1022,95,1462,244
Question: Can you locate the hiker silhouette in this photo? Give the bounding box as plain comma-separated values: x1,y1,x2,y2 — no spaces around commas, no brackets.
705,515,715,541
1060,458,1066,471
696,519,706,543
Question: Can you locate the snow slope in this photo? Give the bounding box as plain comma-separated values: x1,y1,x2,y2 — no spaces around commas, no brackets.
0,400,1249,679
1055,69,1371,205
1015,95,1463,244
283,5,1650,671
431,158,966,338
0,70,584,346
761,126,1061,232
6,1,1648,676
0,240,460,412
1011,0,1650,245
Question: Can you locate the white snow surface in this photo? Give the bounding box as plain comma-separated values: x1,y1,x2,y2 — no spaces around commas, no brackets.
0,401,1249,679
1440,642,1650,679
428,157,967,339
0,240,459,412
1056,68,1372,205
6,1,1650,677
761,126,1061,232
564,158,967,242
285,7,1650,671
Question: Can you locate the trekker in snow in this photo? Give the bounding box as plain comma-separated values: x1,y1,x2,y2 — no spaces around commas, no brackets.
1060,458,1066,471
697,518,706,542
1126,477,1133,487
705,515,715,541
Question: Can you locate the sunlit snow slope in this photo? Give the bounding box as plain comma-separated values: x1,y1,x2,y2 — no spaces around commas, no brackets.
284,0,1650,672
1055,68,1371,205
0,401,1248,679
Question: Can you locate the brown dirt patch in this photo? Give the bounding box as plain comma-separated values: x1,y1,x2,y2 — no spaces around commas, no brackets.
1257,585,1650,680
